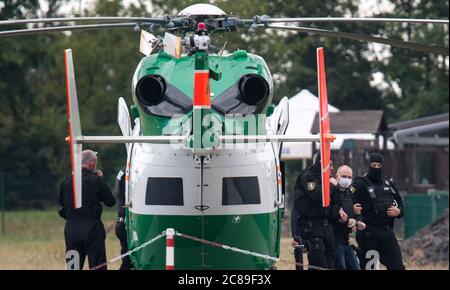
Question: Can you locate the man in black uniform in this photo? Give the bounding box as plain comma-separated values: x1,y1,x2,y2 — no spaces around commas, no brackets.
58,150,115,270
351,153,405,270
115,166,133,270
292,152,347,269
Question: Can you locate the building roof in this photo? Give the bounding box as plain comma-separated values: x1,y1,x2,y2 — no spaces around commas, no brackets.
389,113,449,131
311,110,387,134
390,113,449,148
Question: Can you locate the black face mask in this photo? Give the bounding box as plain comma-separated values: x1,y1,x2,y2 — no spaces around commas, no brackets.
368,167,383,181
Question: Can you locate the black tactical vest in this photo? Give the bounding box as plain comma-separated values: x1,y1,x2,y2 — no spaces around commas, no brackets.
366,177,396,216
357,175,397,226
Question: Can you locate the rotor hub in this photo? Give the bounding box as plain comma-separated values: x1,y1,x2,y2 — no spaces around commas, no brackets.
178,4,227,17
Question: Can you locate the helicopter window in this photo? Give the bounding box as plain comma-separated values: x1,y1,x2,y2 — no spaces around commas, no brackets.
145,177,184,206
222,176,260,205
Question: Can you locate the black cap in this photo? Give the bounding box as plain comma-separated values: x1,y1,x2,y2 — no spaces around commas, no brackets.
369,153,384,164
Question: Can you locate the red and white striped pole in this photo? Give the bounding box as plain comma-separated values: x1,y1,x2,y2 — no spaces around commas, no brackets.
165,228,175,270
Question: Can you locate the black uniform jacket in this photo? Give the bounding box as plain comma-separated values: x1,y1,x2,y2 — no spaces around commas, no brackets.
331,186,356,242
350,175,404,228
293,167,341,222
59,168,116,221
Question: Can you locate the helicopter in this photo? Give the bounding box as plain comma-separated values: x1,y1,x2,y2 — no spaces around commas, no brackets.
0,3,448,270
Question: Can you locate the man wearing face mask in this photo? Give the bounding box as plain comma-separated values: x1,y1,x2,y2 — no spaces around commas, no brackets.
332,165,366,270
351,153,405,270
292,152,347,269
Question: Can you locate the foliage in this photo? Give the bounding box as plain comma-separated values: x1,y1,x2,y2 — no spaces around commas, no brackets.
0,0,448,208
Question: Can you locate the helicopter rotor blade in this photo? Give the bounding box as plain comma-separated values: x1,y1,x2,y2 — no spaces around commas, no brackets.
64,49,83,209
252,16,449,25
263,25,449,55
0,22,139,37
0,16,169,26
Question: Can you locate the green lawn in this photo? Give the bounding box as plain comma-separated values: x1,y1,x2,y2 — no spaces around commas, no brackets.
0,209,296,270
0,209,120,270
0,209,445,270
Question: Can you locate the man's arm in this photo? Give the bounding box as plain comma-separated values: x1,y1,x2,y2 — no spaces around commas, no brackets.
350,178,366,222
115,169,126,218
350,178,367,205
329,185,344,222
97,176,116,207
57,177,68,219
389,180,405,218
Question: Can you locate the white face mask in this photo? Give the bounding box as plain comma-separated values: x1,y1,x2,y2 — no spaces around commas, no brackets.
338,177,352,189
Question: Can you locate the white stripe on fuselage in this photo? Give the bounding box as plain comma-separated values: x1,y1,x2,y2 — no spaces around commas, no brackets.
128,142,278,216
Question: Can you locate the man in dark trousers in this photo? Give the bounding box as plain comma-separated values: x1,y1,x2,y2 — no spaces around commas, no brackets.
332,165,366,270
115,166,133,270
351,153,405,270
58,150,115,270
291,201,307,270
292,152,347,269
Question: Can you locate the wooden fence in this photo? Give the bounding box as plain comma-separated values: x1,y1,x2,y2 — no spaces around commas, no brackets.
331,147,449,193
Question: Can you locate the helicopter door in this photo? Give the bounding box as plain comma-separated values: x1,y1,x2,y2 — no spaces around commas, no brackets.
270,96,289,157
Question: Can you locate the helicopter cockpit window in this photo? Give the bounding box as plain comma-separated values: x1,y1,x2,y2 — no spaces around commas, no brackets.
222,176,261,205
136,75,193,117
145,177,184,206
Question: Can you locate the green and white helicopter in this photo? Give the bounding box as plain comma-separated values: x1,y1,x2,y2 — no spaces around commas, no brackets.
1,3,448,270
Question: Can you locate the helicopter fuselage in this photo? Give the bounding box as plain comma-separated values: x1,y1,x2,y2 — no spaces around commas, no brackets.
124,49,284,269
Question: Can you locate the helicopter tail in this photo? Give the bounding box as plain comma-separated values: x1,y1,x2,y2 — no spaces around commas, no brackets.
64,49,83,209
317,47,335,207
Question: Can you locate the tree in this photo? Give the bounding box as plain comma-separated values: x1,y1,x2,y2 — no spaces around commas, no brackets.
372,0,449,121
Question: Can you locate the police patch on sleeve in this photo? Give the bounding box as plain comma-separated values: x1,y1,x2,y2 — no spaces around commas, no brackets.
350,186,356,193
307,181,315,191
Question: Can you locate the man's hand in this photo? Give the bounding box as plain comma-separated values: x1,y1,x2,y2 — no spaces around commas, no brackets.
347,218,356,228
356,221,366,231
353,203,362,215
338,208,348,223
387,206,401,217
96,169,104,177
291,239,299,248
330,177,338,186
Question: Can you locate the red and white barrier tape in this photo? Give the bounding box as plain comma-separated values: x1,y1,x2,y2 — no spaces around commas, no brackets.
89,228,330,270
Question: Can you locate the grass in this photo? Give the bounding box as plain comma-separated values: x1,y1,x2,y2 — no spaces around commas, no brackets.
0,209,120,270
0,210,447,270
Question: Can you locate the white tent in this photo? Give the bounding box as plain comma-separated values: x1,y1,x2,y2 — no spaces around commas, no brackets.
281,89,339,160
